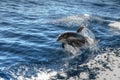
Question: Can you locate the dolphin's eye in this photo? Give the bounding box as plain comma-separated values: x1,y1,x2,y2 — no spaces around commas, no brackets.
63,34,67,38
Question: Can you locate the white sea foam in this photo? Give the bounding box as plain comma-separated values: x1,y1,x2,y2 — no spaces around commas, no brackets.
9,68,57,80
8,48,120,80
79,48,120,80
79,72,89,80
51,14,112,27
29,70,57,80
108,21,120,30
52,14,91,27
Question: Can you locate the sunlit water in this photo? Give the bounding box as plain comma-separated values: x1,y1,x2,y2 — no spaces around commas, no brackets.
0,0,120,80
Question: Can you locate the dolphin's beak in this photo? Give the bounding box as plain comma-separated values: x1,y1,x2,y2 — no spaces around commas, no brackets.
57,36,66,42
57,37,61,42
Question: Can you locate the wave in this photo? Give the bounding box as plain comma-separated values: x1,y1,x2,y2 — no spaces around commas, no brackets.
55,48,120,80
2,48,119,80
51,14,116,28
51,14,91,27
108,21,120,30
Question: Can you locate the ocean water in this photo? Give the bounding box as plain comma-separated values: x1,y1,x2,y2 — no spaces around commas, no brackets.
0,0,120,80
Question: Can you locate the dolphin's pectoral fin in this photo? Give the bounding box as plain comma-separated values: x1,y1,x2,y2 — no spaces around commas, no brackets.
62,43,65,48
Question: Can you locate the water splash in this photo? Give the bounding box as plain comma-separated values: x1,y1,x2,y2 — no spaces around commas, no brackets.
51,14,91,27
8,66,58,80
108,21,120,30
55,48,120,80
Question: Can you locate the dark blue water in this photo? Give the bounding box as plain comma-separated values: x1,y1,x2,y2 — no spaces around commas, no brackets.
0,0,120,80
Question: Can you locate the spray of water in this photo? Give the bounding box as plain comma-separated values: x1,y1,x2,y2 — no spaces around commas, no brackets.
51,14,91,27
8,66,57,80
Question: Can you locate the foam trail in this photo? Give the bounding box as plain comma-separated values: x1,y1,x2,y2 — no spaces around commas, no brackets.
80,48,120,80
60,48,120,80
9,68,57,80
51,14,91,27
108,21,120,30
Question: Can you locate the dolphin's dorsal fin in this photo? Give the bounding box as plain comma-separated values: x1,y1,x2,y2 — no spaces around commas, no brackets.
77,27,84,33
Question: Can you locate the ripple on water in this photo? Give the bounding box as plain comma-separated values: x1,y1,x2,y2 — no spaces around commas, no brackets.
0,0,120,80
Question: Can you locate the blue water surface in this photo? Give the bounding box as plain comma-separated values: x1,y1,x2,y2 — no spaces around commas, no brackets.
0,0,120,79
